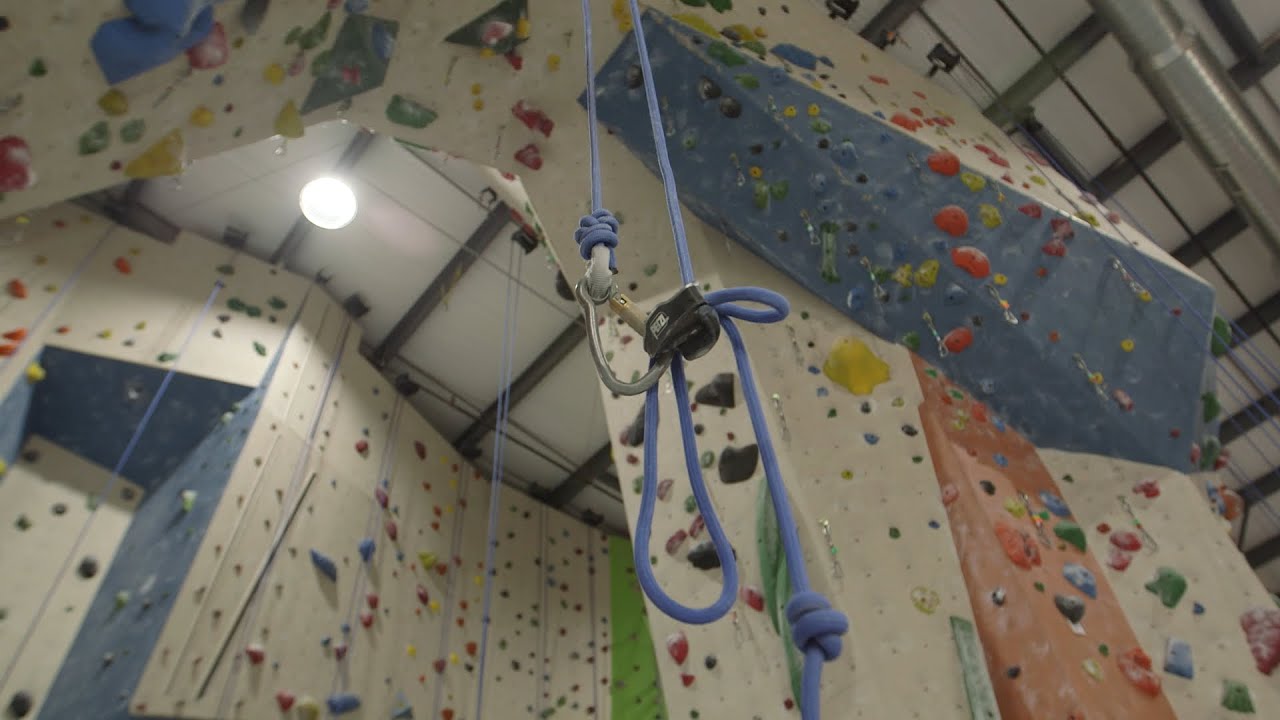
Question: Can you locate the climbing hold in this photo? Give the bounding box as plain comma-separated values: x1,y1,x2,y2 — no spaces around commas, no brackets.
334,642,348,660
979,480,995,495
79,121,111,156
1002,497,1026,518
831,140,858,166
124,129,184,179
942,327,973,354
77,556,99,579
114,590,130,609
933,205,968,237
1039,492,1070,517
355,439,369,455
977,204,1002,229
0,136,34,192
327,693,361,715
863,433,879,445
1110,531,1142,552
925,149,959,176
687,541,730,570
512,100,554,137
189,105,215,127
375,487,389,508
310,549,338,582
1082,658,1103,681
1239,607,1280,674
740,584,764,612
181,490,197,512
943,283,968,306
245,643,266,664
1063,564,1097,599
665,529,687,556
959,172,985,192
657,478,674,501
1054,594,1085,625
694,373,735,407
910,585,941,615
950,246,990,278
417,551,437,571
358,538,375,562
6,279,27,299
822,337,890,395
385,520,398,540
1210,316,1232,356
98,89,129,116
1133,479,1160,498
297,695,322,720
24,362,44,384
514,143,542,170
7,692,32,718
414,441,426,460
275,690,296,711
1107,548,1133,571
1145,567,1187,609
900,331,921,351
1117,647,1162,697
1202,392,1221,423
1222,679,1256,713
1054,521,1086,552
994,521,1041,569
114,257,132,274
1163,637,1193,679
666,631,688,664
717,444,758,484
914,259,939,288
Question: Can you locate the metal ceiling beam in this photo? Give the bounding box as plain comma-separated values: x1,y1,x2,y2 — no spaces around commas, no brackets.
370,201,510,368
1218,388,1280,445
541,442,614,509
859,0,926,43
1241,470,1280,508
454,318,586,453
73,180,180,243
984,14,1108,128
1019,116,1092,189
1245,529,1280,567
1234,290,1280,340
268,128,377,266
1198,0,1261,63
1086,35,1280,199
1170,208,1248,266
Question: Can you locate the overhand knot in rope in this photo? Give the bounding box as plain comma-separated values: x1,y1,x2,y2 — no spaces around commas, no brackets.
574,209,620,267
786,591,848,662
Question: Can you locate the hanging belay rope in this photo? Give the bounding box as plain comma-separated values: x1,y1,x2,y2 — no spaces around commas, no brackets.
574,2,848,718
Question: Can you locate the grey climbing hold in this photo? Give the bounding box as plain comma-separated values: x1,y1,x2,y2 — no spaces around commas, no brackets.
8,691,32,718
704,655,717,669
1163,637,1193,679
944,283,968,306
697,77,722,100
717,444,758,484
1054,594,1085,625
694,373,735,408
991,588,1006,606
77,556,99,579
621,406,645,447
979,480,996,495
51,502,66,516
687,541,734,570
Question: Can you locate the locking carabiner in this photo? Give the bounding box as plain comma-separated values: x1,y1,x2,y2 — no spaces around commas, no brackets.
575,277,672,396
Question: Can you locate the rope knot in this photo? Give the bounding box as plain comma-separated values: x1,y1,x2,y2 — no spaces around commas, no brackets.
575,209,620,264
785,591,848,662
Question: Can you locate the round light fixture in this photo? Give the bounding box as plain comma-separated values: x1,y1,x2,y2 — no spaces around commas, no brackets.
299,177,357,229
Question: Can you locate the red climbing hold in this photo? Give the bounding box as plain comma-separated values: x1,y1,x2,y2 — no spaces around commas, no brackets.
1042,238,1067,257
0,136,34,192
0,344,16,357
375,487,389,508
688,514,706,539
1132,480,1160,498
891,112,921,132
950,246,990,278
680,673,696,687
433,658,447,673
943,327,973,354
1096,523,1111,534
1110,531,1142,552
414,441,426,459
869,75,889,85
275,691,296,712
417,585,430,605
1241,607,1280,675
986,153,1010,168
512,100,554,137
334,642,348,660
514,144,542,171
969,402,988,423
1117,647,1162,697
367,592,379,609
244,643,265,665
114,257,132,274
441,709,455,720
3,328,25,341
1107,548,1133,571
355,439,369,455
504,51,523,70
665,529,687,556
360,611,374,628
7,279,28,299
1018,203,1042,219
1050,217,1075,241
466,641,478,657
926,149,960,176
941,484,959,506
385,520,398,541
187,21,229,69
666,631,689,665
657,478,674,501
740,584,765,612
994,521,1041,570
933,205,968,237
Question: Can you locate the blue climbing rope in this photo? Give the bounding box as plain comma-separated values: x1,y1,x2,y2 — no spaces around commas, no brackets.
575,2,848,718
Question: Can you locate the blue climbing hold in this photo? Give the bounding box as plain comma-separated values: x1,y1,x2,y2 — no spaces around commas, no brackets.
943,283,968,306
1163,638,1194,679
391,691,414,719
327,692,361,715
847,285,867,311
807,366,821,375
1062,563,1097,599
928,520,940,529
1039,491,1072,518
863,433,879,446
818,55,833,68
882,187,900,200
322,636,332,647
310,549,338,582
993,417,1006,433
879,132,893,144
873,110,886,120
358,538,376,563
769,67,788,85
816,387,829,398
817,198,838,215
1193,602,1205,615
831,141,858,168
91,2,215,84
993,453,1008,467
126,0,212,34
770,43,818,70
342,623,351,634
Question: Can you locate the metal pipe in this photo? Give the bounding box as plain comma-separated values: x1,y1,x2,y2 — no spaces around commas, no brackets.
1086,0,1280,258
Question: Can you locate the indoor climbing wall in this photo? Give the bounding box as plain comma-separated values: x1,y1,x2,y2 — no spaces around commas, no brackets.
0,0,1271,718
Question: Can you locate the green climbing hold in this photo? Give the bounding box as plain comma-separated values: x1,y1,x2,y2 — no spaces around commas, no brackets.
826,408,836,418
297,11,332,51
1033,581,1045,592
245,305,262,318
901,331,921,351
285,25,303,44
1200,435,1222,470
770,180,789,200
810,118,831,134
28,58,47,77
1144,567,1188,609
1062,474,1075,483
911,455,923,464
735,74,759,89
632,476,641,494
1098,644,1109,657
228,297,247,312
643,264,658,277
800,311,810,320
1221,679,1255,713
1202,392,1221,423
79,121,110,156
253,341,267,357
888,527,900,539
114,591,130,609
156,352,178,363
684,495,697,513
741,39,766,56
1053,520,1086,552
752,181,770,209
700,451,714,468
268,295,287,310
1210,315,1232,356
708,0,733,11
215,264,235,275
707,41,746,67
386,94,438,129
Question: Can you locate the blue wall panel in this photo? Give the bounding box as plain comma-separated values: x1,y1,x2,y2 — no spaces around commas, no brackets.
585,10,1216,471
0,362,35,472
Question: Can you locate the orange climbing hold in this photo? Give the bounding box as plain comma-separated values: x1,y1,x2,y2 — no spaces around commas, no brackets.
2,328,26,341
933,205,968,237
891,112,921,132
950,246,991,278
1117,647,1162,697
0,344,16,357
114,257,132,274
926,149,960,176
7,279,28,298
942,327,973,354
995,521,1041,570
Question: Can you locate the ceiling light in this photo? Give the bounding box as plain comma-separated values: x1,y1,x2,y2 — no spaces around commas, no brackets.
299,177,357,229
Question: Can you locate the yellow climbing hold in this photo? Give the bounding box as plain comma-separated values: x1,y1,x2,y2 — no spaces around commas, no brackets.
1076,211,1099,227
406,644,417,657
1120,338,1135,352
892,264,913,288
673,13,717,37
840,470,853,480
823,337,891,396
418,551,437,571
546,53,561,71
993,273,1008,286
612,0,633,32
470,83,483,96
449,652,460,664
472,99,484,111
429,599,441,612
98,329,112,339
474,574,483,586
479,47,495,58
748,166,763,179
15,215,29,225
754,26,768,38
124,129,184,179
1083,658,1103,681
914,259,939,288
274,100,304,139
296,696,321,720
1030,175,1046,186
189,105,215,127
1138,290,1153,303
135,321,146,330
263,63,285,85
25,362,45,383
0,459,6,476
724,24,757,42
1003,497,1026,519
807,103,821,117
960,172,986,192
515,17,531,39
783,105,797,118
978,203,1002,229
98,89,128,116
